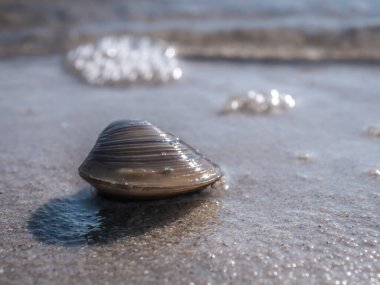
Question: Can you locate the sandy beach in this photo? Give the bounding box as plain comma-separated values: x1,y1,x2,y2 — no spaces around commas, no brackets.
0,55,379,284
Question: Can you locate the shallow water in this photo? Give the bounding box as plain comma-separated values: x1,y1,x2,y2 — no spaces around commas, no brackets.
0,56,379,284
1,0,380,60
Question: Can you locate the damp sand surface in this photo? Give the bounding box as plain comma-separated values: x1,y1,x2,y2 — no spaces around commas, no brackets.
0,57,380,284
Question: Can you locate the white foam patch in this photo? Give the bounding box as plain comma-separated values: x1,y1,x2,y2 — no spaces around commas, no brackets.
65,36,183,86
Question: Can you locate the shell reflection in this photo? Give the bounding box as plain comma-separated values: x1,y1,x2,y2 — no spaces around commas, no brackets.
65,36,182,86
221,89,295,115
79,120,223,199
28,188,219,246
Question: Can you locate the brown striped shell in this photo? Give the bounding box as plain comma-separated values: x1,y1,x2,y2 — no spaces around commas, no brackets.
78,120,223,199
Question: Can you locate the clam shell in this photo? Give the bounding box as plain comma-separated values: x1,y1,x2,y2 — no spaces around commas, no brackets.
79,120,223,199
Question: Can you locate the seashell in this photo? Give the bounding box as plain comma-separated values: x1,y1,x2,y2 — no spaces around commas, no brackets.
78,120,223,199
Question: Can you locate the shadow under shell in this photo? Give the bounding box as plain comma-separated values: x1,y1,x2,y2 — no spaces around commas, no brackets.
28,187,220,247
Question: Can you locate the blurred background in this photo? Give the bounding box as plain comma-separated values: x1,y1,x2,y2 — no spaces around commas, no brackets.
1,2,380,285
1,0,380,61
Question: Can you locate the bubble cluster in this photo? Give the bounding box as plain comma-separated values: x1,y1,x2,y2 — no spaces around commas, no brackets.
221,89,295,114
65,36,183,86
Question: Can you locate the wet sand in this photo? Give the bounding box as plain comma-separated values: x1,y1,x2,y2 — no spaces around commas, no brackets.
0,56,379,284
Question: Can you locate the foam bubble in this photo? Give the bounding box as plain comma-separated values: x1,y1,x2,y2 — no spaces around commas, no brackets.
366,169,380,178
65,36,183,86
221,89,295,115
295,152,314,161
366,126,380,138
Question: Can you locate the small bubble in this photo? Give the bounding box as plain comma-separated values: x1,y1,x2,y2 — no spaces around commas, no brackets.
172,67,183,80
367,126,380,137
165,47,176,58
221,96,244,113
246,91,269,113
295,152,314,161
366,169,380,178
270,89,281,106
283,94,296,108
105,48,118,58
231,100,240,110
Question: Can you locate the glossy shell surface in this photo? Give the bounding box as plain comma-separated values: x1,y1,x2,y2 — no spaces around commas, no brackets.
79,120,223,199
